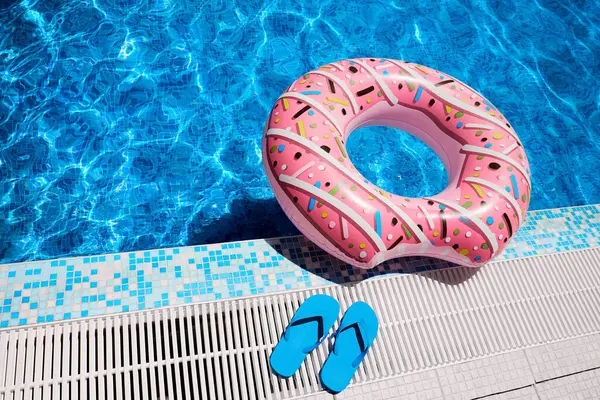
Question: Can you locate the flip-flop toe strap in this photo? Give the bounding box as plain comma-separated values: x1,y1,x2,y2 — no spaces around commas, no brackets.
332,320,371,368
284,315,326,354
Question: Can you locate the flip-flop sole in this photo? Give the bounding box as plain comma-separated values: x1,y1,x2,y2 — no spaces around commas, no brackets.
320,301,378,393
270,294,340,378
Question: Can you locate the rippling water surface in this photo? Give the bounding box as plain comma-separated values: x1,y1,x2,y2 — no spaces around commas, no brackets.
1,0,598,263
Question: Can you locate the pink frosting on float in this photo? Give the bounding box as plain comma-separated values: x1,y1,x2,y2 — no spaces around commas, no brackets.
262,58,531,269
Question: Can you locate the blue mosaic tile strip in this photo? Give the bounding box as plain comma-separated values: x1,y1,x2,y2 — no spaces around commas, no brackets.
1,205,599,328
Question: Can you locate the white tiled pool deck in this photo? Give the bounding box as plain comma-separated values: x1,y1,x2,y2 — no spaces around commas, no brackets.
1,204,600,399
335,334,600,400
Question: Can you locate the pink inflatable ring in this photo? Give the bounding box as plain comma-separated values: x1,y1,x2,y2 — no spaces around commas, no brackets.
263,58,531,269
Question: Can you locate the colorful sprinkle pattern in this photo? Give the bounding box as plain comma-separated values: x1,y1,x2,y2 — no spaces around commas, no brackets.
263,58,531,268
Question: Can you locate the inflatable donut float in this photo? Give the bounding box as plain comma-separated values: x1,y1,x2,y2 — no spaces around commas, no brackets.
263,58,531,269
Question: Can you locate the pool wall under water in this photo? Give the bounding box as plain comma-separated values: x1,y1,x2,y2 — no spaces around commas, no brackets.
0,0,599,263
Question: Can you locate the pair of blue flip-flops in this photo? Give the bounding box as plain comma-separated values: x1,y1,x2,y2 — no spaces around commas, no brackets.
270,294,379,394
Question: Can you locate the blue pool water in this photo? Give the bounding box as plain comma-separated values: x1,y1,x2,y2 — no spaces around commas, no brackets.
0,0,599,264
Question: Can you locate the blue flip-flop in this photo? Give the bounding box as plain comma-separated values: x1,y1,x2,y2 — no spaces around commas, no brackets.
320,301,379,394
270,294,340,378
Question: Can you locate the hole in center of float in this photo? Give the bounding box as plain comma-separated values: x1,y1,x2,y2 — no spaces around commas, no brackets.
345,126,448,198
